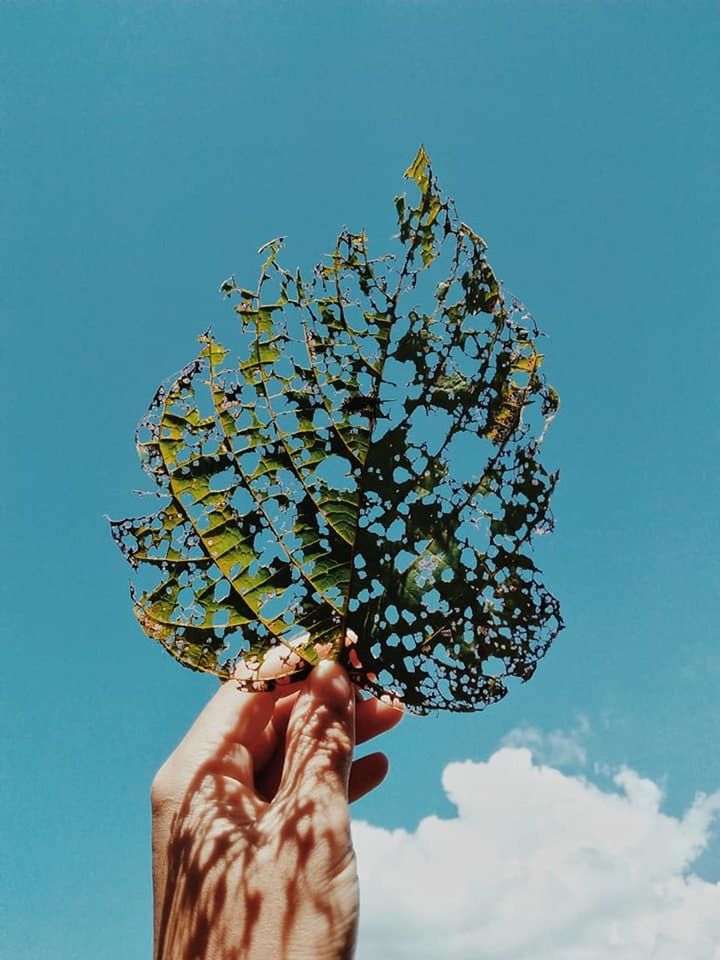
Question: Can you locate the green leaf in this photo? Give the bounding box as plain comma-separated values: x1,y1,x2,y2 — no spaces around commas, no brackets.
111,148,563,713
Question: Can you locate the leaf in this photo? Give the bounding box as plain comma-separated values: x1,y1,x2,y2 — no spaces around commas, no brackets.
404,144,431,191
111,148,563,713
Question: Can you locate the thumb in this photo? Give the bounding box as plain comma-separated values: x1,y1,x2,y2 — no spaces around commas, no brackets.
276,660,356,808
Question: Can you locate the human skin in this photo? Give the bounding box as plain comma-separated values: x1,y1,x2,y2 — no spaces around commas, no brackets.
151,660,403,960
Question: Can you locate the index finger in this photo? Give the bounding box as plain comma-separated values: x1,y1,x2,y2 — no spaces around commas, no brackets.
170,680,280,770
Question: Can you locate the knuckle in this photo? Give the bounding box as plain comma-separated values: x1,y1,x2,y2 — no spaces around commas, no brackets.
150,762,175,809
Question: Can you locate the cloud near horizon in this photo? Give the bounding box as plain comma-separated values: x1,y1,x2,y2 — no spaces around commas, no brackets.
352,740,720,959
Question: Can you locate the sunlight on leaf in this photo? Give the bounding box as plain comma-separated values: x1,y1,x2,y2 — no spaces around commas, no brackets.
111,147,563,713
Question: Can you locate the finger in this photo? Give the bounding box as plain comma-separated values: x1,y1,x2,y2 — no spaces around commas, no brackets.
165,680,289,792
252,695,294,800
209,741,255,785
269,687,302,735
202,742,276,819
182,679,277,751
267,684,403,744
275,660,355,808
348,752,389,803
236,683,301,773
356,696,404,746
233,632,312,684
259,684,402,790
256,678,403,800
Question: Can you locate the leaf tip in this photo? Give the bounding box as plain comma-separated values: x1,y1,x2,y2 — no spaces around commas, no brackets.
404,145,432,190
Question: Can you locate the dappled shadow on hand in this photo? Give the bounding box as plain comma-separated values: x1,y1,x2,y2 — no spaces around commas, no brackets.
155,691,357,960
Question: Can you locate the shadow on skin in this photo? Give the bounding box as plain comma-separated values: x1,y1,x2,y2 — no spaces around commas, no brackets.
153,667,367,960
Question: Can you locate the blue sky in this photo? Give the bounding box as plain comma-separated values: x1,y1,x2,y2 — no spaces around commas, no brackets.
2,2,719,957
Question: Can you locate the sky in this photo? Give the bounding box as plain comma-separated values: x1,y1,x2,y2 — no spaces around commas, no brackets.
1,2,719,957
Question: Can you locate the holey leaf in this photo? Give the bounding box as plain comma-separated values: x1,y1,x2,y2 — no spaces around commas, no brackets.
111,147,563,713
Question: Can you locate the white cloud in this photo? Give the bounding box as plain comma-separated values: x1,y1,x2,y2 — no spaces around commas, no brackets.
501,716,590,768
352,742,720,960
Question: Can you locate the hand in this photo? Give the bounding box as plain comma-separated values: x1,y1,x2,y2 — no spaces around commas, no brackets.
151,660,403,960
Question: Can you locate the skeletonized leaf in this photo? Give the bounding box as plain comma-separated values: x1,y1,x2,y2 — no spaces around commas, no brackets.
111,147,563,713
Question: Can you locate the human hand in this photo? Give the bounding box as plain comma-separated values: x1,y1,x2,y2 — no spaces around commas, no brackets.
151,660,403,960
